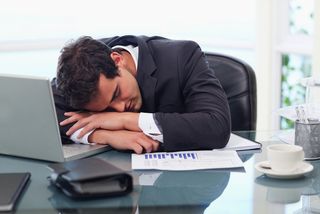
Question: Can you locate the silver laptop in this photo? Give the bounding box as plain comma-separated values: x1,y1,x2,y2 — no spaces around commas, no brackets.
0,74,110,162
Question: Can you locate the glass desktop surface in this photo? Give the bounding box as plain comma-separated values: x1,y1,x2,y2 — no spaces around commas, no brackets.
1,131,320,214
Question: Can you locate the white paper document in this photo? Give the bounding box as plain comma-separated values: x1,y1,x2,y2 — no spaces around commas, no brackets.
132,150,243,171
216,133,261,151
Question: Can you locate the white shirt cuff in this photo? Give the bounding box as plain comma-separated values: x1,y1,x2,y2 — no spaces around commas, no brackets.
138,112,163,142
70,128,95,144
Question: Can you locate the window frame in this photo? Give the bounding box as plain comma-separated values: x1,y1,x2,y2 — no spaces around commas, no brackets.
256,0,316,131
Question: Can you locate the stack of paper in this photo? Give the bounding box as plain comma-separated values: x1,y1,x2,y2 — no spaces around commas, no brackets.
132,133,261,171
216,133,261,151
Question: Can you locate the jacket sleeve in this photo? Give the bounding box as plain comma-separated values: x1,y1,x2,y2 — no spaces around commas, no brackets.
155,42,231,151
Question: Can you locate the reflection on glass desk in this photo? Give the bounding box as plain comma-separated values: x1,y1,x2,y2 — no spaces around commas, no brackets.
1,131,320,213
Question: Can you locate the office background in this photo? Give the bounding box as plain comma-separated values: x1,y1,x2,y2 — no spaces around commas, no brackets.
0,0,319,131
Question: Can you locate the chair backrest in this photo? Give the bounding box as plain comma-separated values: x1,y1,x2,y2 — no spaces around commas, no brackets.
205,52,257,131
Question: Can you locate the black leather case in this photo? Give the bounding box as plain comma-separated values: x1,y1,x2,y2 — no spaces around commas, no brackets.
48,157,132,199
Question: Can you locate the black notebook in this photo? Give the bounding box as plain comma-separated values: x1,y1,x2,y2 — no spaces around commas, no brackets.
0,172,30,212
47,157,133,199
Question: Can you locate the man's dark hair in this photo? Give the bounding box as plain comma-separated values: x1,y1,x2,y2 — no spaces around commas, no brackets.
56,36,118,109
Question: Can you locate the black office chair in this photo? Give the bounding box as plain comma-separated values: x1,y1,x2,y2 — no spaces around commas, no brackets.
205,52,257,131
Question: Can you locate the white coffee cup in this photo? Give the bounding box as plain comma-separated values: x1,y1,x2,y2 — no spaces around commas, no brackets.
267,144,304,173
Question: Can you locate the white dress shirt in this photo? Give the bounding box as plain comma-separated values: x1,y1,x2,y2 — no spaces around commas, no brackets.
71,45,163,144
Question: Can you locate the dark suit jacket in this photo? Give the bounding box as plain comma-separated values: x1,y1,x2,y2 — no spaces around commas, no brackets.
52,35,231,151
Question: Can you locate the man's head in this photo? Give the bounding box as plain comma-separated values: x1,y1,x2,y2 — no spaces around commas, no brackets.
57,36,142,112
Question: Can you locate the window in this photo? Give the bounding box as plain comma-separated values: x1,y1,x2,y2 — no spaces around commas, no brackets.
280,53,312,129
0,0,255,78
289,0,314,36
279,0,314,129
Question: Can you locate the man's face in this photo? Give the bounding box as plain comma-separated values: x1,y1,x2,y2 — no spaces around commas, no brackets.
84,70,142,112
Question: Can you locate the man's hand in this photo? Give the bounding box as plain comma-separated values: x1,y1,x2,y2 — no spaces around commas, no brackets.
60,111,140,138
89,129,159,154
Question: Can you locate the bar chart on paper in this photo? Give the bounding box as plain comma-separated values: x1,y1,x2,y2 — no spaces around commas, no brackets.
131,150,243,171
144,152,197,160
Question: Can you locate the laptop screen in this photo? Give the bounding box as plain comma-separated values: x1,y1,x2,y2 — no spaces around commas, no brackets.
0,74,65,161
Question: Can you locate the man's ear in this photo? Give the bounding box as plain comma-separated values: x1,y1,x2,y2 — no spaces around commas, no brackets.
110,52,122,66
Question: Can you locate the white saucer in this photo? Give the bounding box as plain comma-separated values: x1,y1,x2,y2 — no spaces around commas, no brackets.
255,161,313,179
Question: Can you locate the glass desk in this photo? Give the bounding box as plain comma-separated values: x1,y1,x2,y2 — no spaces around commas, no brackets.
1,131,320,214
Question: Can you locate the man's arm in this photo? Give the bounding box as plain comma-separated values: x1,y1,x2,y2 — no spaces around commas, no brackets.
88,129,159,154
154,41,231,151
62,111,160,153
62,111,163,142
61,112,141,136
51,98,159,154
52,79,160,153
